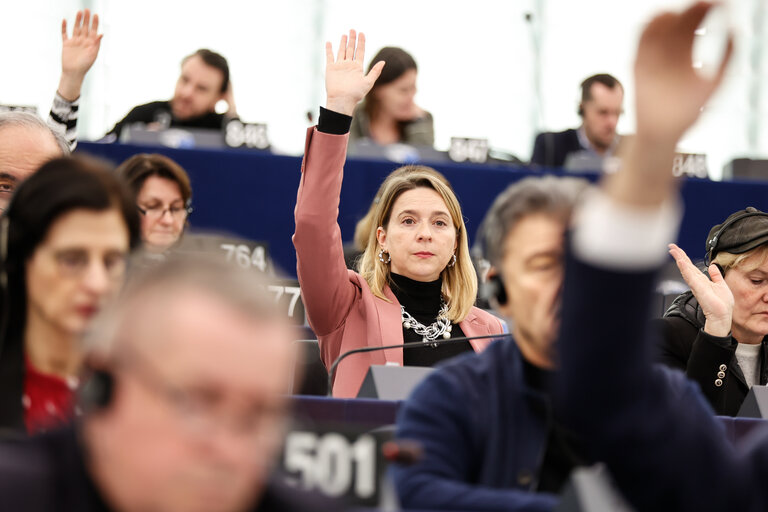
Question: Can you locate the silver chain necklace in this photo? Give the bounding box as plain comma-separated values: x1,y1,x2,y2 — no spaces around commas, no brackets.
401,301,453,347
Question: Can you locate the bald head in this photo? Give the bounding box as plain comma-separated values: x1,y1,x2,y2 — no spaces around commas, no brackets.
0,112,67,210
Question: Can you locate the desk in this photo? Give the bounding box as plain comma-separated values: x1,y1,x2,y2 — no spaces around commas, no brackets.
291,395,401,428
290,396,768,447
78,141,768,277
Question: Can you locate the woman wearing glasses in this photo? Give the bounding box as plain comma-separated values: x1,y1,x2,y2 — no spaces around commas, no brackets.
116,154,192,254
0,156,140,434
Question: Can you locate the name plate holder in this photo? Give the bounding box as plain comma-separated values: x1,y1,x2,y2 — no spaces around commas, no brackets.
672,152,709,179
0,104,38,114
280,423,392,508
449,137,489,164
225,119,270,150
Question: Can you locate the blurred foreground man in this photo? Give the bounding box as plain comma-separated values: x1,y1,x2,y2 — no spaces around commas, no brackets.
552,2,763,511
392,176,591,511
0,256,335,512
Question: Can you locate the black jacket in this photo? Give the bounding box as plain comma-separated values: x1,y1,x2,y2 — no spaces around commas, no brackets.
654,290,768,416
530,129,583,168
106,100,229,140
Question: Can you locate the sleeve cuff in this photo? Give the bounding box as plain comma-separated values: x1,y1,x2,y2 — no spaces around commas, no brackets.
318,106,352,135
53,91,79,107
571,187,683,271
697,329,736,350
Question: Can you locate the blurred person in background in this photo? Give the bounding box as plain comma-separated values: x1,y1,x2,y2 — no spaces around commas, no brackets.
350,46,434,146
530,74,623,168
116,153,192,254
106,49,237,140
0,157,140,435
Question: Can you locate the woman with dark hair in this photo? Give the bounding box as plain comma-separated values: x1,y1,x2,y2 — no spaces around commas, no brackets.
349,46,434,146
0,156,140,434
116,153,192,254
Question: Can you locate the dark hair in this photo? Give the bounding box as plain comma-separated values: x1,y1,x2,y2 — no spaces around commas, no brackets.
115,153,192,207
579,73,623,116
1,156,141,345
182,49,230,94
364,47,418,127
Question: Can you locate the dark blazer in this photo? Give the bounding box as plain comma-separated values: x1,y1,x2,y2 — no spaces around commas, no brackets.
0,426,342,511
530,129,583,168
654,293,768,416
106,101,230,140
392,339,561,511
555,251,767,512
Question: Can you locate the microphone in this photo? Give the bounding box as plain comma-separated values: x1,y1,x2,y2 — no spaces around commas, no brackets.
381,439,423,466
326,332,513,397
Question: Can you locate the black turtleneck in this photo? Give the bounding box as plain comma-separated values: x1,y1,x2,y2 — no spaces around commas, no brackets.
388,273,472,367
521,357,590,494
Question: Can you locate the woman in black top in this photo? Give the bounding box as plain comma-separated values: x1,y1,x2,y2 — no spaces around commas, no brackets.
657,208,768,415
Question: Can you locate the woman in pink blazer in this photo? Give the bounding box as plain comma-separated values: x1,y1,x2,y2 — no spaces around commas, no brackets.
294,30,505,398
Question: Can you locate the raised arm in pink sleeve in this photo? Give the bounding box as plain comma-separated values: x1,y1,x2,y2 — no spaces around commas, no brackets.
293,127,359,357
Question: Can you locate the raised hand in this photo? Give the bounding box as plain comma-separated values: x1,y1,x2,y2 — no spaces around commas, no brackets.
605,2,734,208
635,2,733,144
58,9,103,101
668,243,733,337
325,30,385,116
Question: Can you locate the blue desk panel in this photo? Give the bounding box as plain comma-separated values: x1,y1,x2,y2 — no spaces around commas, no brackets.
78,141,768,277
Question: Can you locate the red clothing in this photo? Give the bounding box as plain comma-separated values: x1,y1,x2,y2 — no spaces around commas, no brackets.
23,358,77,434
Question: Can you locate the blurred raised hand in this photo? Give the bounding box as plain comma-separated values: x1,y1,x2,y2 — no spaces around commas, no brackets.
58,9,103,101
606,1,733,207
634,1,733,145
325,30,385,116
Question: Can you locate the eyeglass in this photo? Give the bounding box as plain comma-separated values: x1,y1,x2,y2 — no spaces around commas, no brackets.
137,203,192,221
117,344,284,443
51,248,127,280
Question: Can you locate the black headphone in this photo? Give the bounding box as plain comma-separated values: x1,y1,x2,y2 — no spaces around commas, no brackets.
481,272,508,306
78,367,115,413
706,207,768,265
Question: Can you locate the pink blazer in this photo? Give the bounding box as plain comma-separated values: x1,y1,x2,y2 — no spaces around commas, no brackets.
293,127,505,398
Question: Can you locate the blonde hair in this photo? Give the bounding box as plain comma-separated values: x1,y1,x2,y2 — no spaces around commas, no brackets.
354,166,450,251
714,245,768,274
357,165,476,323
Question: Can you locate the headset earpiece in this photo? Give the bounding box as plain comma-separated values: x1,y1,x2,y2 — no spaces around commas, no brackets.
78,367,115,413
487,274,508,306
